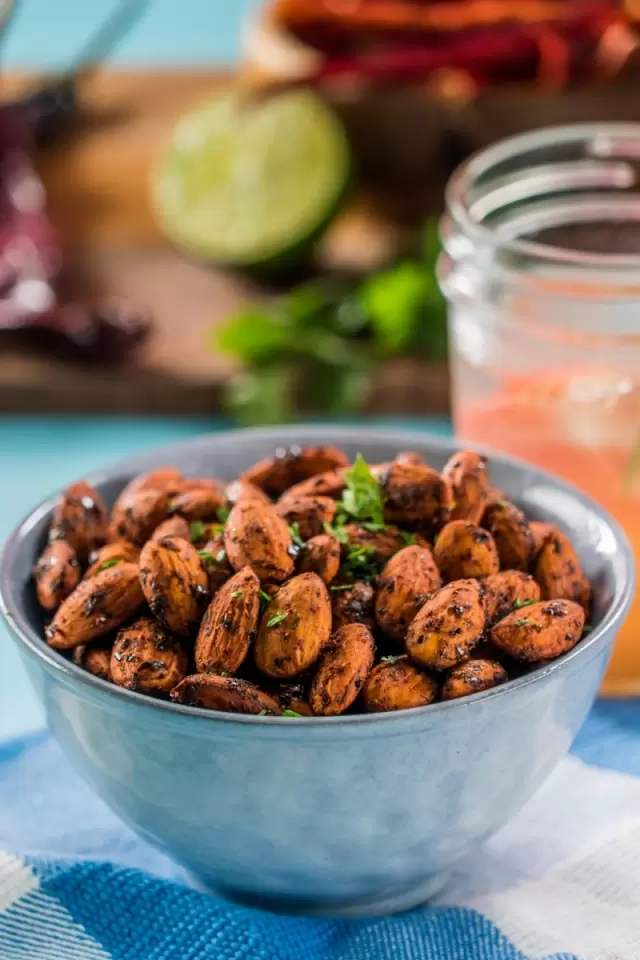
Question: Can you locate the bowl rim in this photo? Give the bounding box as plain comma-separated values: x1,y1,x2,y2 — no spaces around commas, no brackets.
0,424,635,729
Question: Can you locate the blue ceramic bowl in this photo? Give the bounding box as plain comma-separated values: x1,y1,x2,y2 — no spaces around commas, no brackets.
0,427,634,916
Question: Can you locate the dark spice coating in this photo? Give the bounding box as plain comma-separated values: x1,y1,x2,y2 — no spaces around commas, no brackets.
375,545,441,641
111,617,187,695
310,623,375,716
380,461,453,530
363,659,438,712
483,570,541,624
482,500,535,572
49,481,109,560
241,445,348,497
441,659,508,700
276,495,337,540
84,540,140,579
35,445,594,715
139,536,208,636
110,487,172,545
254,572,332,678
33,540,80,611
298,534,341,584
45,562,144,649
342,523,406,564
491,600,585,661
434,520,500,582
224,500,294,583
72,643,113,682
443,451,490,525
534,529,591,612
406,578,487,671
332,581,375,630
168,487,225,522
171,673,282,715
195,567,260,675
280,467,347,501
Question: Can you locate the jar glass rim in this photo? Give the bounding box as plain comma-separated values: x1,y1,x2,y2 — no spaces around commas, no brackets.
446,122,640,273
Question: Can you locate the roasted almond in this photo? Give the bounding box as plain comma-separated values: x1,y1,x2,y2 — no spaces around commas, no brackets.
281,467,347,501
254,572,331,678
433,520,500,582
491,599,585,662
45,562,143,649
241,444,348,497
298,534,341,584
118,467,183,497
331,580,375,630
394,450,425,466
139,536,208,635
84,541,140,579
375,545,441,641
342,523,406,564
443,451,490,524
224,500,294,582
483,570,541,624
363,659,438,712
111,617,188,695
530,521,557,558
406,579,486,671
72,643,112,681
110,487,172,545
226,479,272,507
534,529,591,612
309,623,375,716
276,495,337,540
168,487,225,522
171,674,282,715
380,462,453,531
482,500,534,572
151,516,191,542
33,540,80,611
175,477,223,494
441,659,507,700
195,567,260,675
50,481,109,560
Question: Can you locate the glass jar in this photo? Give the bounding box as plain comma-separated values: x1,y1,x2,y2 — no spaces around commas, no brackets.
438,123,640,695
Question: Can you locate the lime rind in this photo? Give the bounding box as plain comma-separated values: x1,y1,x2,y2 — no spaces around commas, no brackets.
152,88,350,269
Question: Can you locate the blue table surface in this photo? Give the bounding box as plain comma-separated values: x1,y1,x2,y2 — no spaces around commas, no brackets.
0,416,450,742
2,0,260,69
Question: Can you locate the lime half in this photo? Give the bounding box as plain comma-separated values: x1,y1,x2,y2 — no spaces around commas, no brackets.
152,87,350,270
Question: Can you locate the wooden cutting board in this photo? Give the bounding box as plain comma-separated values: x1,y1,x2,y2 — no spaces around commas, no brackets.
0,69,448,415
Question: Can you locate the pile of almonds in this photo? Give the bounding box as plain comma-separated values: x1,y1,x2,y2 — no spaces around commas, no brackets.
33,444,592,717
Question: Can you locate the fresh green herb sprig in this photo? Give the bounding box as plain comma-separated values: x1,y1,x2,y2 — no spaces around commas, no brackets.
267,612,288,628
97,558,122,572
339,453,385,527
215,221,447,425
513,598,537,610
282,708,302,718
288,522,305,548
189,521,205,543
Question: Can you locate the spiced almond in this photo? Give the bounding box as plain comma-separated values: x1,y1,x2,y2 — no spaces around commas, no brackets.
139,536,208,635
46,562,143,649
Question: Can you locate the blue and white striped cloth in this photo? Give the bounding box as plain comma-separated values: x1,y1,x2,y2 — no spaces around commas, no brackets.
1,701,639,960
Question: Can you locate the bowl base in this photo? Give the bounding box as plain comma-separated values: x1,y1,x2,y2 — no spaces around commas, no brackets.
182,870,451,918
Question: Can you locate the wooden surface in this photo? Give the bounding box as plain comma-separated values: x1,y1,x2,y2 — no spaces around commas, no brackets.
0,69,449,415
